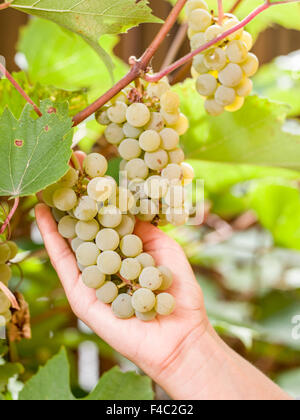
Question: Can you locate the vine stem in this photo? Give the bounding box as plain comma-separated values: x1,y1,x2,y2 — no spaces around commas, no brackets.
72,0,188,126
0,2,11,11
218,0,224,24
0,62,42,117
144,0,300,83
0,197,20,235
160,23,189,70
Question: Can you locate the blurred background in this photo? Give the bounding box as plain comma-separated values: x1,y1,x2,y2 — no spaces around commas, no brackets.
1,0,300,401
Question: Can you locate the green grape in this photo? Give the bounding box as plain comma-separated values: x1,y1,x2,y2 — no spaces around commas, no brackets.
115,215,135,237
160,109,180,126
146,79,170,99
181,162,195,185
215,85,236,107
160,128,180,151
162,164,183,182
105,123,125,144
71,237,84,252
241,31,253,51
52,208,66,223
138,199,159,222
0,264,12,286
75,219,99,241
112,294,135,319
96,281,118,304
132,288,156,313
241,53,259,77
169,114,189,136
144,149,169,171
204,98,224,116
135,309,157,322
0,243,10,264
158,266,173,291
87,177,115,202
111,90,128,104
120,258,142,281
190,32,206,51
144,176,168,200
225,40,248,64
120,234,143,258
168,148,185,164
96,109,110,125
218,63,243,88
126,103,151,127
160,91,180,114
139,130,161,152
82,265,106,289
0,309,12,324
74,196,98,221
145,112,165,132
136,253,155,268
204,24,223,42
97,251,122,275
186,0,209,18
188,9,212,32
53,187,77,211
96,228,120,251
58,216,77,239
42,184,59,207
83,153,108,178
193,54,209,75
98,205,122,228
76,242,100,267
118,139,142,160
204,48,227,71
59,167,78,188
6,241,18,260
125,159,149,180
123,122,142,139
155,293,175,316
115,187,135,213
235,77,253,97
223,17,243,41
166,207,189,226
107,101,128,124
0,291,11,313
165,184,186,208
139,266,163,291
196,74,217,96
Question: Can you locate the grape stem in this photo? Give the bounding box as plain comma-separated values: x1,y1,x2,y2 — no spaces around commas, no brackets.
144,0,300,83
0,2,11,11
0,197,20,235
0,62,42,117
160,23,189,70
218,0,224,24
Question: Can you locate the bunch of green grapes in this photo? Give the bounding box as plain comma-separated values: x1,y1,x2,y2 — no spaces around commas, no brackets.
0,238,18,326
186,0,259,116
43,153,176,321
96,79,195,227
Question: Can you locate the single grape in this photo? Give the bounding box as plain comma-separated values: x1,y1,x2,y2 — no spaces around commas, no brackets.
169,114,189,136
225,40,248,64
76,242,100,266
223,17,243,41
162,164,182,182
139,266,163,291
0,243,11,264
118,139,142,160
105,123,125,144
166,207,190,226
123,122,142,139
139,130,161,152
52,208,66,223
0,264,12,286
219,63,243,88
76,219,99,241
112,294,135,319
136,252,155,268
126,103,151,127
125,159,149,180
73,196,98,221
71,237,84,252
120,258,142,281
215,85,236,107
204,98,224,116
225,95,244,112
59,167,79,187
131,288,156,313
181,162,195,185
0,291,11,313
155,293,175,315
146,79,170,99
145,112,165,132
144,149,169,171
188,9,212,32
120,234,143,258
81,265,105,289
168,148,185,164
98,205,122,228
144,176,168,200
58,216,77,239
186,0,209,18
116,187,135,213
53,187,77,212
42,184,59,207
6,241,18,260
115,215,135,237
190,32,206,50
96,228,120,251
204,48,227,71
165,184,186,208
241,31,253,51
158,266,173,290
160,128,180,151
111,90,128,104
87,177,114,202
160,109,180,126
138,199,159,222
196,74,218,96
241,53,259,77
96,109,110,125
135,309,157,322
204,24,223,42
193,54,209,75
97,250,122,275
96,281,118,304
160,91,180,114
83,153,108,178
107,101,128,124
235,77,253,97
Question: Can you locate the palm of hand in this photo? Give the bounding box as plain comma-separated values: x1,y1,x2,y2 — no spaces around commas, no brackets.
35,203,207,378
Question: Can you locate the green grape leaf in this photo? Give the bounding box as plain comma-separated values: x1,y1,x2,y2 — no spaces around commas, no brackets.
174,79,300,171
0,363,24,393
0,100,73,198
12,0,161,76
19,348,154,401
17,18,128,99
0,71,88,119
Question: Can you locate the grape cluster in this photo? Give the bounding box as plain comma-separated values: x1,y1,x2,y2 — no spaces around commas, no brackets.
43,154,176,321
96,79,195,227
0,239,18,326
186,0,259,115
